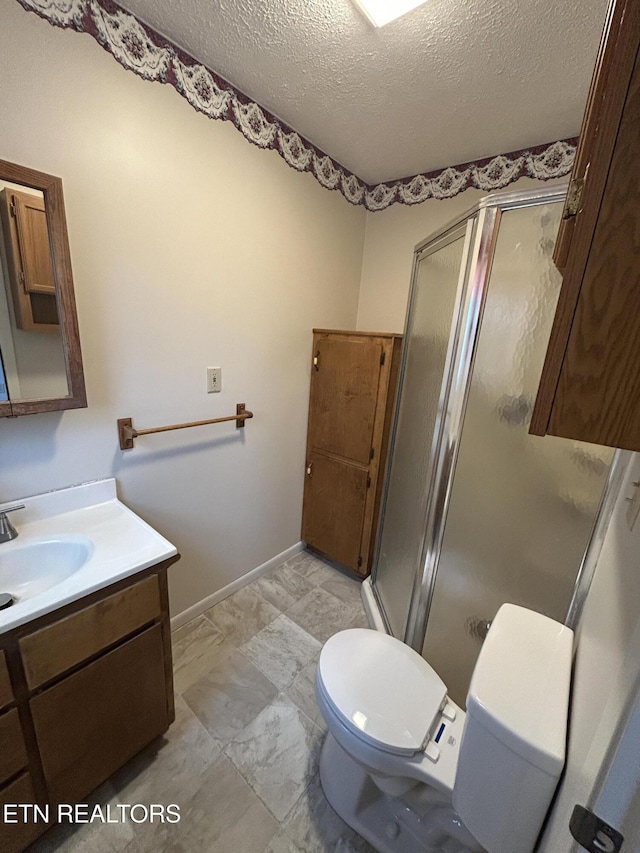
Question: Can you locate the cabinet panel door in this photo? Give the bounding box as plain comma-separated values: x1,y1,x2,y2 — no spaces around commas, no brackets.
308,338,382,465
547,48,640,449
12,190,56,295
302,451,369,572
0,709,28,786
0,651,13,711
20,574,161,690
0,773,48,852
30,625,169,805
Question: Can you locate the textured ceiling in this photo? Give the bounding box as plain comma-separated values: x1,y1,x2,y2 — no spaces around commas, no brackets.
117,0,609,185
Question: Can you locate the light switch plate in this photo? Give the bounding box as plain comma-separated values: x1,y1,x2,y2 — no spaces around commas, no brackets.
207,367,221,393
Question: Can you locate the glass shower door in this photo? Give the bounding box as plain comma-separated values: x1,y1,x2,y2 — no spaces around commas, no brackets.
420,201,613,706
373,222,473,637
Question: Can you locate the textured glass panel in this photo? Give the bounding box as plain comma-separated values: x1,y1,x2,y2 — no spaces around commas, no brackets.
422,202,613,706
375,230,468,637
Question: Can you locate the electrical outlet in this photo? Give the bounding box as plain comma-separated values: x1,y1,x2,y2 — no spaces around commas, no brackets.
207,367,221,393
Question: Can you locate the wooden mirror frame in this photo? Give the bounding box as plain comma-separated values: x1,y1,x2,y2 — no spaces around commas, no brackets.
0,159,86,417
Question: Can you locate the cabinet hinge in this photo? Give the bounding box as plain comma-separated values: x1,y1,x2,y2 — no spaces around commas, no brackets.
563,166,589,220
357,556,363,568
380,352,386,366
366,476,371,488
369,447,375,460
9,201,16,218
313,350,320,371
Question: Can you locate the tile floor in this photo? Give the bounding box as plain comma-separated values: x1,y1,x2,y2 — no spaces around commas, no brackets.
31,550,376,853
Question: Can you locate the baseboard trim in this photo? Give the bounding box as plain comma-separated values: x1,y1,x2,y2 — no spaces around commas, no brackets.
170,541,305,631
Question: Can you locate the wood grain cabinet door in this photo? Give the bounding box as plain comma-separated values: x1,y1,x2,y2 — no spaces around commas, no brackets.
0,773,48,853
530,0,640,449
30,625,169,805
302,451,369,572
307,338,382,464
0,188,59,330
302,330,402,575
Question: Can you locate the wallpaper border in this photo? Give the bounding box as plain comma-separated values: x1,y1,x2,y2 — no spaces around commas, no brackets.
15,0,576,211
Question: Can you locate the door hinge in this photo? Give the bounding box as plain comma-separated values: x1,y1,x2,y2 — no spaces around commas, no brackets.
357,556,363,568
380,351,386,366
369,447,375,460
313,350,319,371
569,805,623,853
9,201,16,217
366,476,371,488
563,165,589,220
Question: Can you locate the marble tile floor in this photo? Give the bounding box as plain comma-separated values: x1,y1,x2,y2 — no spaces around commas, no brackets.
30,550,376,853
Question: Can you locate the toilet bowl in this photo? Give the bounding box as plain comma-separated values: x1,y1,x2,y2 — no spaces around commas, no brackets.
315,604,574,853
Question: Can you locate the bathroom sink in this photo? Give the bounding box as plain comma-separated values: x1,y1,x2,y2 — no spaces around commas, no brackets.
0,479,177,634
0,536,94,604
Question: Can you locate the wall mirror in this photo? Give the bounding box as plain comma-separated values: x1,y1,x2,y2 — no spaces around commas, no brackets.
0,159,86,417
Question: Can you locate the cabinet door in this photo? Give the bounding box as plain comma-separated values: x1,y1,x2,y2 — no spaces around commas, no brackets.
11,191,56,295
0,189,59,331
0,651,13,712
30,625,169,805
530,0,640,449
302,451,369,572
308,338,382,464
0,773,48,852
0,709,28,786
20,574,161,690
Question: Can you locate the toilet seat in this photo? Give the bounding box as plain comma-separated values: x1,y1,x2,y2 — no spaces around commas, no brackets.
317,629,447,756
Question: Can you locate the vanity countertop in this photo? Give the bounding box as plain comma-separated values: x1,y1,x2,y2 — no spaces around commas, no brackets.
0,479,177,633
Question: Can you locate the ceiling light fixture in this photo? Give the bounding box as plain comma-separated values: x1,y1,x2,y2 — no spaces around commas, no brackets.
351,0,429,28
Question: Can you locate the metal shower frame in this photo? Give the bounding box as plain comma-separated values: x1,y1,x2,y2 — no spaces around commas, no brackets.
370,182,626,652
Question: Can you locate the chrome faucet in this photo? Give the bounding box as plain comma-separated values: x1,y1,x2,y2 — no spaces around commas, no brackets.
0,505,25,543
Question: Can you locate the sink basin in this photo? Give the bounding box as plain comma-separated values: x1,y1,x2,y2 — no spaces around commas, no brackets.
0,536,94,604
0,479,177,633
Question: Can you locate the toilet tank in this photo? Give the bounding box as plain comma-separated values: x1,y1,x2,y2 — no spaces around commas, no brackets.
452,604,573,853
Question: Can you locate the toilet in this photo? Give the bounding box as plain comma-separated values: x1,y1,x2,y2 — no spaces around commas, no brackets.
315,603,573,853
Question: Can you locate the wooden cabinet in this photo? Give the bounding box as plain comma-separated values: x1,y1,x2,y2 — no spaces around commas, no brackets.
302,329,402,576
0,561,176,852
31,625,169,805
0,188,59,331
530,0,640,450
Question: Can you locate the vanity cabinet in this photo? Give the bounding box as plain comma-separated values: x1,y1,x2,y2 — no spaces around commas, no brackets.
302,329,402,576
530,0,640,450
0,560,177,852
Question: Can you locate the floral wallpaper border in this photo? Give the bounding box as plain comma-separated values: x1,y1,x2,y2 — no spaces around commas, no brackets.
16,0,576,211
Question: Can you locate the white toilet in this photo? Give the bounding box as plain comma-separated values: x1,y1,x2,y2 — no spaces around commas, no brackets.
315,603,573,853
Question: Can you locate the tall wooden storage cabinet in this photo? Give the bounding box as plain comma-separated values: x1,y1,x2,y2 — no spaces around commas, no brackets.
302,329,402,577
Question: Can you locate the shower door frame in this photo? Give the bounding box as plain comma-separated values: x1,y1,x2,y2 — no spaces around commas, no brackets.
370,181,618,652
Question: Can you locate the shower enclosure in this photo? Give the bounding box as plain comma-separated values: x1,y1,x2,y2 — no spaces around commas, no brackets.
369,184,616,706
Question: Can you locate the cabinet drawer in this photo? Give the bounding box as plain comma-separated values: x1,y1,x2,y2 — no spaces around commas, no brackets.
0,772,48,852
0,708,28,785
0,650,13,711
20,575,161,690
30,624,169,805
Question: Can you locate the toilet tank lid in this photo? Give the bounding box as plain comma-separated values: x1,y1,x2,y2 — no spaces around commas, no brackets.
466,604,573,777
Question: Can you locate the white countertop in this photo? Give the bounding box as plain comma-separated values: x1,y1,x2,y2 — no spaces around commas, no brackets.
0,479,178,634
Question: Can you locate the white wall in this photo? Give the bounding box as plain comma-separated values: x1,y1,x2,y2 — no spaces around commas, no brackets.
540,453,640,851
356,176,562,332
0,0,366,618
